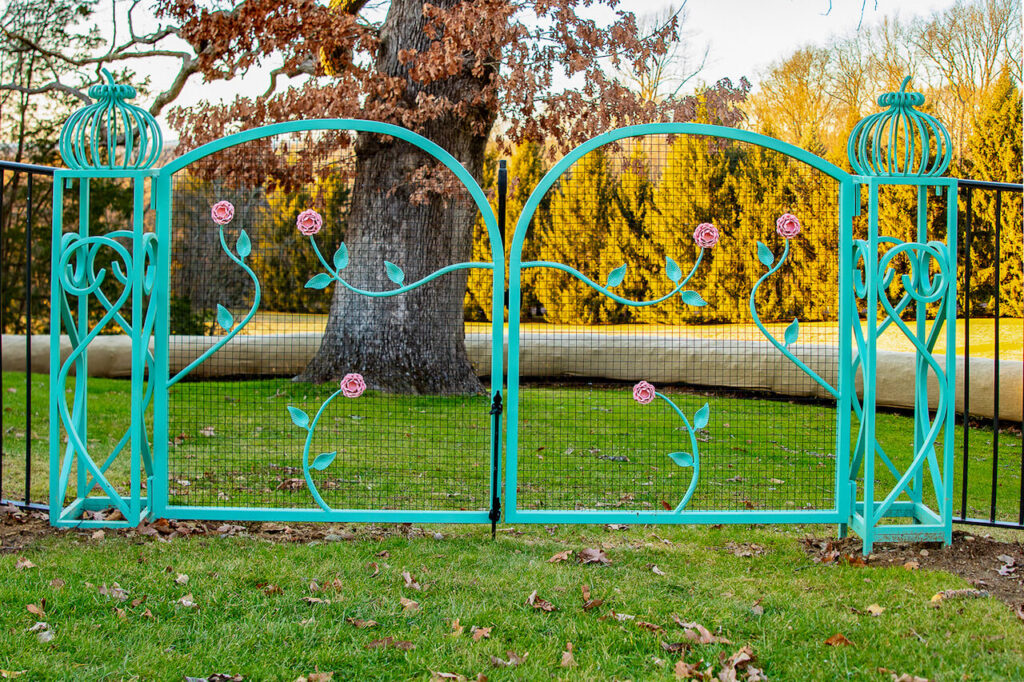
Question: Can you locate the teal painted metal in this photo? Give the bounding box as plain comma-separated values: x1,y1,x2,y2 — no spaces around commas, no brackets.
848,77,951,178
47,76,957,553
59,69,162,171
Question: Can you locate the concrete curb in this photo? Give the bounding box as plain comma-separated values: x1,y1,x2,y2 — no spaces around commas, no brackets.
5,332,1019,421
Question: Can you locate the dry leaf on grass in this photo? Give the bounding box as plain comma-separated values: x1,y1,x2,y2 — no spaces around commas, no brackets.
490,651,528,668
560,642,575,668
548,550,572,563
649,564,667,576
637,620,664,634
578,548,611,565
15,557,36,570
25,603,45,617
99,583,129,601
930,588,988,603
366,637,415,651
825,633,853,646
294,673,333,682
400,597,420,612
450,618,464,636
673,659,709,679
175,573,189,585
346,618,377,628
891,675,932,682
49,578,64,589
177,594,197,608
581,584,604,611
471,626,491,642
526,590,556,612
866,603,885,616
671,617,731,645
402,571,421,590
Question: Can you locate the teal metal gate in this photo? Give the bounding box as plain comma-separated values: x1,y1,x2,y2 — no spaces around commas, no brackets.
49,75,957,553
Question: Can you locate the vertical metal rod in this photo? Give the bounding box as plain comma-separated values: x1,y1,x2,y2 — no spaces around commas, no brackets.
24,173,33,504
497,160,508,254
990,189,1001,523
0,168,5,498
960,186,972,520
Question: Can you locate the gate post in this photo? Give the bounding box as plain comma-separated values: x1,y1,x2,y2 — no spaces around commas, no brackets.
845,78,957,552
49,71,162,528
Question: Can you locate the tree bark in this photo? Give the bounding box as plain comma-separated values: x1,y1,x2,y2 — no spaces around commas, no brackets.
295,0,496,394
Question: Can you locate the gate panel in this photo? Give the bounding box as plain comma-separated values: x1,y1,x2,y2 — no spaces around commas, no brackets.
151,121,503,523
505,124,854,524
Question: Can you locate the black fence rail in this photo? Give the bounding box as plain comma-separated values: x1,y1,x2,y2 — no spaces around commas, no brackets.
1,159,56,510
955,178,1024,529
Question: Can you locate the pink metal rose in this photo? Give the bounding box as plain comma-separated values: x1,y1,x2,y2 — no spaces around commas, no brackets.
340,373,366,398
210,201,235,225
693,222,719,248
776,213,801,239
296,209,324,236
633,380,655,405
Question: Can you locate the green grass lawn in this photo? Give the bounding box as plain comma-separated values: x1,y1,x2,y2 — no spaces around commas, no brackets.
2,371,1021,524
2,523,1023,680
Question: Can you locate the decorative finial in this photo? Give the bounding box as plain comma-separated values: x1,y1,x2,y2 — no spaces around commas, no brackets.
847,76,951,177
58,69,162,170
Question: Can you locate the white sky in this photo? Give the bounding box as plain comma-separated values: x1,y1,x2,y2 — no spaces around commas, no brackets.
138,0,960,131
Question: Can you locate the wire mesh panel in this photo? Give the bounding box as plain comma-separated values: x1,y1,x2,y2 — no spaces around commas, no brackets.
161,127,498,518
507,131,844,519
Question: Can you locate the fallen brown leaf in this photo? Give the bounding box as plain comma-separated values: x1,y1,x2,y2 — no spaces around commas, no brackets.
637,620,664,634
661,641,686,653
649,564,667,576
825,633,853,646
98,583,129,601
578,548,611,566
672,617,731,645
177,594,197,608
366,637,415,651
526,590,556,612
48,578,64,589
560,642,575,668
14,557,35,570
750,599,764,616
175,573,189,585
471,626,491,642
548,550,572,564
490,651,527,668
346,618,378,628
866,603,885,617
400,596,420,612
402,571,421,590
450,618,464,636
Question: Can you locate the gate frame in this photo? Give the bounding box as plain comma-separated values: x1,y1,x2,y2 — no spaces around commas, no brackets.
503,122,858,527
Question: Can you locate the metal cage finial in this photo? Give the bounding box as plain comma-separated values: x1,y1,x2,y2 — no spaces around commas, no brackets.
847,76,951,177
58,69,162,170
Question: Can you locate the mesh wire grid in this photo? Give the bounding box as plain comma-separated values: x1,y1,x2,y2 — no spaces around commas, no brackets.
166,132,493,512
511,134,842,513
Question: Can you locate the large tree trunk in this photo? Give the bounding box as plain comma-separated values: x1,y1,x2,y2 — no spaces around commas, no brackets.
295,0,496,394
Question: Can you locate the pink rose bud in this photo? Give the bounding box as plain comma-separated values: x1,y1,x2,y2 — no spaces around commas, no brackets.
340,372,366,398
633,380,655,405
693,223,719,248
776,213,801,239
296,209,324,236
211,201,235,225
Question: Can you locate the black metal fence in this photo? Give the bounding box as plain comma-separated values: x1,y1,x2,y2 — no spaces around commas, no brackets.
2,162,1022,528
955,178,1024,529
1,159,56,510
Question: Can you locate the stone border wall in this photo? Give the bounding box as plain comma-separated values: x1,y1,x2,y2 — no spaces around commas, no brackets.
5,332,1019,421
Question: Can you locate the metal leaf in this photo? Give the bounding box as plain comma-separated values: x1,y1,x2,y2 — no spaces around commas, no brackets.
606,263,627,288
287,406,310,430
756,241,774,267
680,290,707,307
310,451,337,471
235,229,251,258
784,318,800,347
305,273,333,290
668,452,694,467
333,243,349,271
215,304,234,332
693,402,710,430
665,256,682,283
384,261,405,285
